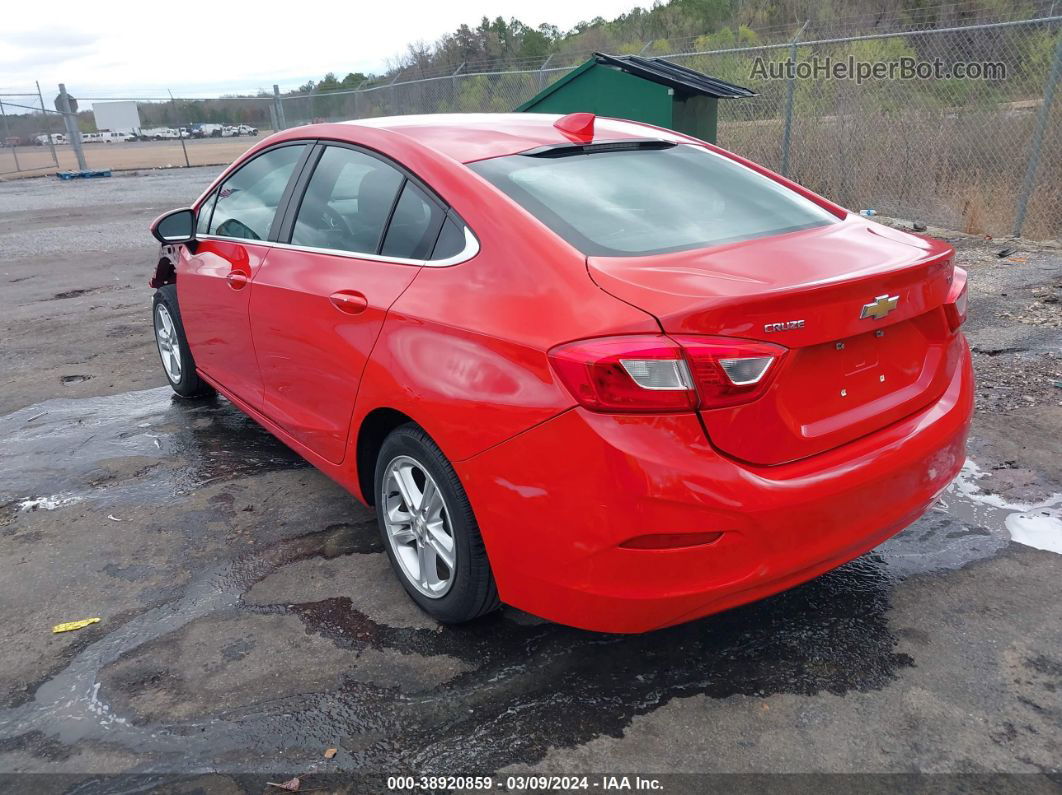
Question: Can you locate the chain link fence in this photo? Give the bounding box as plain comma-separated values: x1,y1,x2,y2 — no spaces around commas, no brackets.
0,89,62,176
5,13,1060,239
669,17,1062,240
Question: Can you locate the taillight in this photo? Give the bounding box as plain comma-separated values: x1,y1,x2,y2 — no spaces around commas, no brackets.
548,335,786,413
673,336,787,409
548,336,696,412
944,267,968,331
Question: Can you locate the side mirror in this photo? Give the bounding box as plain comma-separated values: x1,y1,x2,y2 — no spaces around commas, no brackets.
151,208,195,244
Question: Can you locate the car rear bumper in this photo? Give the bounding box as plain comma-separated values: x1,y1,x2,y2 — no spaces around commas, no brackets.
457,337,973,633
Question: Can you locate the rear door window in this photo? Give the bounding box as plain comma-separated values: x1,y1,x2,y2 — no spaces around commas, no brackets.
291,146,404,254
209,144,307,241
381,181,445,259
430,216,467,260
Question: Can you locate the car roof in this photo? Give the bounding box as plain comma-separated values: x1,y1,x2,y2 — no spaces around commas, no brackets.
338,113,693,164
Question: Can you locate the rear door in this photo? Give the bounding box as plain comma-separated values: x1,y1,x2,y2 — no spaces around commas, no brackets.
178,142,310,407
248,143,450,464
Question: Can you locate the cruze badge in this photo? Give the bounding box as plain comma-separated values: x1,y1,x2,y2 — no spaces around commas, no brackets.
860,294,900,320
764,319,805,333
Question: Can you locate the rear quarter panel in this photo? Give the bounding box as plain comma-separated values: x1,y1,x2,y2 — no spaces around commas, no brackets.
348,150,659,467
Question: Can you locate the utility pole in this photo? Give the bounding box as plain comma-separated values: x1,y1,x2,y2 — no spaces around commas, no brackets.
57,83,87,171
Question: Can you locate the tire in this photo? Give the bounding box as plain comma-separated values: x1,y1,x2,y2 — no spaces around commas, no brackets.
152,285,215,399
375,424,500,624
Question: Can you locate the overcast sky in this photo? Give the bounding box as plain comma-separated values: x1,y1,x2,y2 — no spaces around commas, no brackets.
1,0,645,100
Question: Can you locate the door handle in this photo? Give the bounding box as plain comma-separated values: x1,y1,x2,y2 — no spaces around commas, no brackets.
226,271,249,290
329,290,368,315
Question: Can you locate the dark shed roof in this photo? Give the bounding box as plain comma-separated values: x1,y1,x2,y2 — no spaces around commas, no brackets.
592,52,757,99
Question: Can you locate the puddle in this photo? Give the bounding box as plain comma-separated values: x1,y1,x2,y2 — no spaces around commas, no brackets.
0,387,305,511
0,388,1058,772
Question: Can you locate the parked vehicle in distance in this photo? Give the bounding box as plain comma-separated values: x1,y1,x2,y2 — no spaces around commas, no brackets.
82,130,135,144
139,127,181,141
147,113,973,633
220,125,240,137
236,124,259,136
191,123,225,138
35,132,66,145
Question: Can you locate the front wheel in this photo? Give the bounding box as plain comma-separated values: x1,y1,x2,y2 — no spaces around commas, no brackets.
375,425,499,624
152,285,214,399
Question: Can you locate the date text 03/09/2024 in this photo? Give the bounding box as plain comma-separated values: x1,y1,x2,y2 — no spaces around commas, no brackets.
386,775,664,791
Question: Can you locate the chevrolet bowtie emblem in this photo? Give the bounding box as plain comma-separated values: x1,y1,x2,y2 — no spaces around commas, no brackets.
860,294,900,320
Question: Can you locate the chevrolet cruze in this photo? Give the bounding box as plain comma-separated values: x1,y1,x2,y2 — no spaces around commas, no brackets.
148,113,973,633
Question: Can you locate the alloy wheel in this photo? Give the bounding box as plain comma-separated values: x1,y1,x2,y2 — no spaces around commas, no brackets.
381,455,456,598
154,304,182,383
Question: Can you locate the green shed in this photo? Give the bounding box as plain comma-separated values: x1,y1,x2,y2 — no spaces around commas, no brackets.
516,52,755,144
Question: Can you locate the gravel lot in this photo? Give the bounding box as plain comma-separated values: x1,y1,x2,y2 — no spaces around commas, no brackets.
0,169,1059,790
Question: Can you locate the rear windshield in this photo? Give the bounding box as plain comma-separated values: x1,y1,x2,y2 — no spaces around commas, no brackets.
469,144,838,256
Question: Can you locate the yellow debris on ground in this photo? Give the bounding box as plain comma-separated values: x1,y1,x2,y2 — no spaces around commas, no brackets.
52,618,101,633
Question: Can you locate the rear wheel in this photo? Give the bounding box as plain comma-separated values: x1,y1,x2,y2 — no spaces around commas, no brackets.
152,285,214,399
375,425,499,624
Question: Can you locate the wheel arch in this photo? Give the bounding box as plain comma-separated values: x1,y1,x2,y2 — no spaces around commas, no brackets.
148,245,180,288
356,407,418,506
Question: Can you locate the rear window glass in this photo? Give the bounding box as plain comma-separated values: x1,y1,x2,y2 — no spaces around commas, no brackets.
431,217,466,260
381,181,444,260
469,144,838,256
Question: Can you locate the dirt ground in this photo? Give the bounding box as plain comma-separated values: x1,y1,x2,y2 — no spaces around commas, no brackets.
0,134,271,178
0,170,1059,791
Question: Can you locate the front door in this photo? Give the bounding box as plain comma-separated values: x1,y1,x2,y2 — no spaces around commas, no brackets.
178,143,308,407
249,144,446,464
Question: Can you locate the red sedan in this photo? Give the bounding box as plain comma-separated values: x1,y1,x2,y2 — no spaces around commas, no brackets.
148,113,973,633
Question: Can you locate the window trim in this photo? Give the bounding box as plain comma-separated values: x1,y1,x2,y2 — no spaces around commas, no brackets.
196,225,479,267
273,139,478,267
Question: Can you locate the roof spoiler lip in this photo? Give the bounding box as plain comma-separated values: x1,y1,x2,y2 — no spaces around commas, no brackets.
518,138,678,158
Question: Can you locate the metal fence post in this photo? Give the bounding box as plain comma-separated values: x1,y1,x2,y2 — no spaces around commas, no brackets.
168,89,190,168
1013,31,1062,237
537,53,554,91
36,81,59,169
780,20,808,178
57,83,87,171
353,79,370,120
273,84,287,130
0,98,21,171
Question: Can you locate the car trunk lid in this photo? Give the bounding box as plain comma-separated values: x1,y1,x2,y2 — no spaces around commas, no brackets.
587,218,960,465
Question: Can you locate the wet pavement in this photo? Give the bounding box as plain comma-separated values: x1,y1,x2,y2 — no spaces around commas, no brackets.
0,387,1060,784
0,171,1060,787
